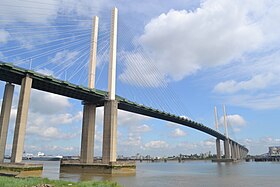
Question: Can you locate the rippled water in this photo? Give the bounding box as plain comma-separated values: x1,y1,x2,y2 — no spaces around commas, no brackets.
26,160,280,187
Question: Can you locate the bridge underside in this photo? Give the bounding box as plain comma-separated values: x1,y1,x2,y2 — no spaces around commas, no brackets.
0,62,105,104
0,62,248,153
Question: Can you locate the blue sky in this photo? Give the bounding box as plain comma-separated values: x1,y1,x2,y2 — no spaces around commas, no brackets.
0,0,280,157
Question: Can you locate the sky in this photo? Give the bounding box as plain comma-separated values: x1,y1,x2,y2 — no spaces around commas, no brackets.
0,0,280,157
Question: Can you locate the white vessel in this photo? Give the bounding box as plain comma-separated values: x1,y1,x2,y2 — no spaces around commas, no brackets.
23,152,63,161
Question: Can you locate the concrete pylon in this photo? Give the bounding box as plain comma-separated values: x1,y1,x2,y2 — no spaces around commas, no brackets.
0,83,14,163
80,103,96,163
80,16,99,163
102,100,118,163
224,138,230,159
234,143,238,159
11,76,32,163
102,7,118,164
216,139,221,159
236,144,240,159
108,7,118,101
230,141,235,159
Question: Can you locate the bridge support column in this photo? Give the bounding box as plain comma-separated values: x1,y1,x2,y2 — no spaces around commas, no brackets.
11,76,32,163
235,144,239,159
102,100,118,164
236,145,240,159
0,83,14,163
233,143,236,159
80,103,96,163
224,138,230,159
241,148,245,159
230,141,235,159
216,139,221,159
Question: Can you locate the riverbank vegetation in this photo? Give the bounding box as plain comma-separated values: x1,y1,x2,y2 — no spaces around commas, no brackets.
0,176,121,187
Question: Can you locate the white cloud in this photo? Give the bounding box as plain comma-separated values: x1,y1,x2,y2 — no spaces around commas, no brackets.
177,141,198,149
214,73,278,94
30,90,71,115
219,114,246,127
240,137,280,155
59,0,111,18
120,0,265,86
50,50,79,65
27,111,82,127
171,128,186,137
0,30,10,44
26,110,82,140
118,110,149,126
27,125,79,139
145,140,169,149
121,133,142,146
226,94,280,110
203,139,216,147
133,124,152,133
0,0,60,24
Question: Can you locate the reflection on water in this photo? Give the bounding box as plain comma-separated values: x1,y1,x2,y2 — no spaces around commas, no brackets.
24,160,280,187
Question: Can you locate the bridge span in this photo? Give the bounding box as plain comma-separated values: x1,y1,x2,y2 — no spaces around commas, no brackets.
0,61,248,163
0,8,248,172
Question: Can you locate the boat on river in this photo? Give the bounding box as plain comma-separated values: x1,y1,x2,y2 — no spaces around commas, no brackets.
23,152,63,161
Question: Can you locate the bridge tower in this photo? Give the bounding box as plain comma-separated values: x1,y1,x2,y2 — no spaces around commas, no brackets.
214,106,221,159
223,104,231,159
102,7,118,164
80,16,99,163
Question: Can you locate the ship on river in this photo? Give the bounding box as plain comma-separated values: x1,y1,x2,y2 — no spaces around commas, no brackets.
23,152,63,161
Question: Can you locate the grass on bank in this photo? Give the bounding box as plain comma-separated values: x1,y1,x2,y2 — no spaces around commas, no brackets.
0,176,121,187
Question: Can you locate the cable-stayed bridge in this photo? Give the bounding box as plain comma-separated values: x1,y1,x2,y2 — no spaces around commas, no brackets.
0,6,248,174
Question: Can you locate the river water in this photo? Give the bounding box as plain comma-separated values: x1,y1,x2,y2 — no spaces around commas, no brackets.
27,160,280,187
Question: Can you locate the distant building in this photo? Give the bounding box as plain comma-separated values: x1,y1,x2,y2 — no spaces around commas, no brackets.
269,146,280,156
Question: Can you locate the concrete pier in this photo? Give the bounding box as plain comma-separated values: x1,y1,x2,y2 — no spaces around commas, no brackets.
0,83,14,163
80,104,96,163
230,141,235,159
216,139,221,159
11,76,32,163
102,100,118,164
234,143,238,159
236,144,240,159
224,138,230,159
60,160,136,175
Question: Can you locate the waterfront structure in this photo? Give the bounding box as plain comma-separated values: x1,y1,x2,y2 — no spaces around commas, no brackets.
0,7,248,175
269,146,280,156
213,105,246,162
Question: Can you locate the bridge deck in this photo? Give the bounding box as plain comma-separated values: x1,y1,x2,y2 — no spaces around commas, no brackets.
0,62,247,151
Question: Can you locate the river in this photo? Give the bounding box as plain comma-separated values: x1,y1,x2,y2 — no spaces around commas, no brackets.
26,160,280,187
